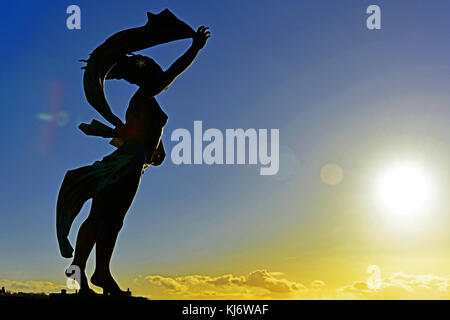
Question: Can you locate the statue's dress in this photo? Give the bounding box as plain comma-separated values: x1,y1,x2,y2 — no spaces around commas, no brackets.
57,90,168,258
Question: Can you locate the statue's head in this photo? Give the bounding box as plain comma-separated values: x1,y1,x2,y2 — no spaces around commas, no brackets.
105,54,164,86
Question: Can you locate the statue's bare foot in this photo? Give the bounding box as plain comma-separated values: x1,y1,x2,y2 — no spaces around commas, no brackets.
91,271,130,297
65,264,92,293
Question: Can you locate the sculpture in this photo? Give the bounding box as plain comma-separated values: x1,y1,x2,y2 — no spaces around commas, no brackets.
56,9,210,296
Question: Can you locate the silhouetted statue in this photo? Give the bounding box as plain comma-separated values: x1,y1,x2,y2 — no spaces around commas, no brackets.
56,9,210,296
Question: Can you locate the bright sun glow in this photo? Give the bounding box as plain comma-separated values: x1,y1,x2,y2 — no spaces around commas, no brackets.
376,163,432,216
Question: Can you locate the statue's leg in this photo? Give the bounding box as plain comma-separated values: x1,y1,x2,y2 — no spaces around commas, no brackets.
68,196,103,290
91,172,141,292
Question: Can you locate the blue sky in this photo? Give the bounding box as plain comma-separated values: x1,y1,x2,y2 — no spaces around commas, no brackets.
1,1,449,295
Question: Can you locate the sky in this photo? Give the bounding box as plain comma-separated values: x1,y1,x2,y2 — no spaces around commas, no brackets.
0,0,449,299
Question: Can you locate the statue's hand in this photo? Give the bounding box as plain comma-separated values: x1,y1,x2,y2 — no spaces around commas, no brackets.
151,151,165,166
150,142,166,166
192,26,210,50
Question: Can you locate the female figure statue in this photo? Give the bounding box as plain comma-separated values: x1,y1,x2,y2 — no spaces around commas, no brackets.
56,10,210,296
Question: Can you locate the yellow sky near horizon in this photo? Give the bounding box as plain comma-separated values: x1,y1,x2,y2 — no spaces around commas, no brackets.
1,264,449,300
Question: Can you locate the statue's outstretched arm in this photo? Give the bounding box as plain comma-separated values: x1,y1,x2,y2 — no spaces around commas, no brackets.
146,26,210,97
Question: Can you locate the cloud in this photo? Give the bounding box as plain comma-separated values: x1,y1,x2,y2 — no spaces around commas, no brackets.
337,271,450,299
138,269,307,299
311,280,326,288
135,267,450,300
0,279,65,294
146,275,187,292
246,270,306,293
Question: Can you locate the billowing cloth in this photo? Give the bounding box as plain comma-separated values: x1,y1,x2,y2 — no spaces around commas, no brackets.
82,9,195,126
56,140,149,258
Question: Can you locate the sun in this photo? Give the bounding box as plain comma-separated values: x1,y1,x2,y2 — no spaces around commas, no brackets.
376,162,432,216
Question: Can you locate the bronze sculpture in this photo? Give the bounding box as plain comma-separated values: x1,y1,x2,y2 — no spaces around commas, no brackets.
56,9,210,296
